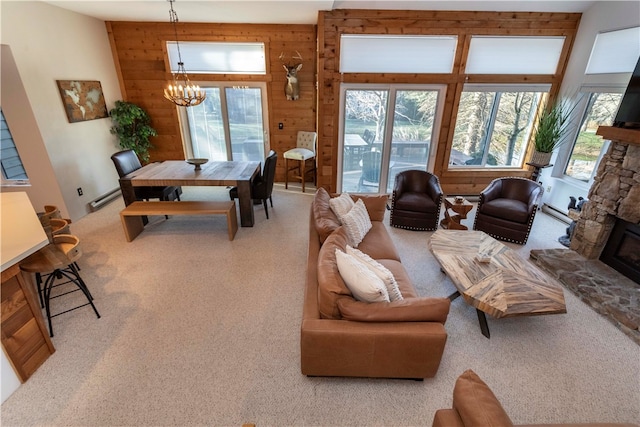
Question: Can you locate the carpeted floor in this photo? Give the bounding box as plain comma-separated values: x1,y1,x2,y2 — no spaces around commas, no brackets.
2,185,639,426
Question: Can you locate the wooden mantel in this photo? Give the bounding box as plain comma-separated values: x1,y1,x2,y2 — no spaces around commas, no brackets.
596,126,640,145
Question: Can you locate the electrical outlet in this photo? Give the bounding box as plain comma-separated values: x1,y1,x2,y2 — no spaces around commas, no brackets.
546,185,552,193
77,187,83,196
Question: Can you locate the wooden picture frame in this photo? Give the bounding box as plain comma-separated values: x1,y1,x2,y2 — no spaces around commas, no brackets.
56,80,108,123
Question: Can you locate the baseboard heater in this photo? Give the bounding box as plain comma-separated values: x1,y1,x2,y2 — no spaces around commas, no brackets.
89,187,121,212
541,203,571,224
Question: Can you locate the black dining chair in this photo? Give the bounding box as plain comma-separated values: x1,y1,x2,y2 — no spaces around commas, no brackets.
229,150,277,219
111,149,182,204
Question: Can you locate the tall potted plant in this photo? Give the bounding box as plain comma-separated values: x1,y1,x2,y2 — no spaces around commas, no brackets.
109,100,157,163
531,97,579,166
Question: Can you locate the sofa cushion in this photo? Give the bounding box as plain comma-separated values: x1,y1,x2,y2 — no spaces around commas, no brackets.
346,245,403,301
353,194,388,222
357,222,401,261
453,369,514,427
335,249,390,303
340,199,372,247
329,192,355,223
312,188,341,244
337,297,450,323
317,227,352,319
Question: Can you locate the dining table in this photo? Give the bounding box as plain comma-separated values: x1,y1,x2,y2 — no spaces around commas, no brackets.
118,160,261,227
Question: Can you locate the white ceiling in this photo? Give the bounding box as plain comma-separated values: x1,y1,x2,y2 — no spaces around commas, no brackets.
42,0,598,24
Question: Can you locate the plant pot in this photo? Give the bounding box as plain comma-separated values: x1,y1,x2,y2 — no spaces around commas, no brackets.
530,150,552,166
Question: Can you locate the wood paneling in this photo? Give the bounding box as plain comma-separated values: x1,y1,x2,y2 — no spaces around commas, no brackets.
106,21,316,181
107,10,580,193
317,9,581,194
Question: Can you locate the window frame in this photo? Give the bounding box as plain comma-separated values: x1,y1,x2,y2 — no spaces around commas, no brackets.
448,83,550,169
556,86,625,187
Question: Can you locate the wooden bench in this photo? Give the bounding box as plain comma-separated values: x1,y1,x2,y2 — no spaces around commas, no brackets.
120,201,238,242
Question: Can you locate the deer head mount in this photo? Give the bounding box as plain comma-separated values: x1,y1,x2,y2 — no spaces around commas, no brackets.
279,51,303,101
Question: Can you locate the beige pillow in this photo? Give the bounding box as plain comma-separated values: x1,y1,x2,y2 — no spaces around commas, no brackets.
346,245,403,302
340,199,372,247
329,192,355,223
335,249,389,303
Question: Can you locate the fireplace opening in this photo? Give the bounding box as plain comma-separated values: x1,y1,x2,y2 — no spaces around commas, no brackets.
600,218,640,284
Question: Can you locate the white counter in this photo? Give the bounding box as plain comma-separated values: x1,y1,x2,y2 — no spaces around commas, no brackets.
1,192,48,272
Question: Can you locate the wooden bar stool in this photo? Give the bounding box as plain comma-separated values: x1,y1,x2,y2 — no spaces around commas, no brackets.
20,234,100,337
284,131,317,193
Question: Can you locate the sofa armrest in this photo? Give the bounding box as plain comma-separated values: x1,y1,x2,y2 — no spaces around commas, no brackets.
337,297,450,323
432,409,464,427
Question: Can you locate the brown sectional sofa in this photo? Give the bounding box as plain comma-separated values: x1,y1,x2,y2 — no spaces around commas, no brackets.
300,188,451,379
433,370,639,427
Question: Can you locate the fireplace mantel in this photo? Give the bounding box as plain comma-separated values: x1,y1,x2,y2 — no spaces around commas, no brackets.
596,126,640,145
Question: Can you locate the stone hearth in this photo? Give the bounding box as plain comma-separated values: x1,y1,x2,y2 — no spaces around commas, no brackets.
530,248,640,345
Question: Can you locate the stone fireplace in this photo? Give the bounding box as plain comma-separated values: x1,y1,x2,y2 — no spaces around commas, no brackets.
570,127,640,280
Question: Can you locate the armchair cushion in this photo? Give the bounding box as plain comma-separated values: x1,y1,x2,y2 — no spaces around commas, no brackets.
394,192,439,213
452,370,514,427
479,199,531,223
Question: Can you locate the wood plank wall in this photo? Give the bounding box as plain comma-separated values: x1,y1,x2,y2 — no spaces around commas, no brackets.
106,21,316,182
318,9,581,194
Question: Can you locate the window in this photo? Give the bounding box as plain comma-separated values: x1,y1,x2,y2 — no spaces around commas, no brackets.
1,110,28,182
564,92,623,182
339,84,445,193
586,26,640,74
181,83,269,162
466,36,566,74
167,42,266,74
449,85,547,167
340,35,457,73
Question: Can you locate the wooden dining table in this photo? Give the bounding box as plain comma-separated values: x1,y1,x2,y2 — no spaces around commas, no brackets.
118,160,261,227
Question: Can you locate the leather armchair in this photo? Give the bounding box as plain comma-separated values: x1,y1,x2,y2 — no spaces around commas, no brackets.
390,170,443,231
473,177,543,245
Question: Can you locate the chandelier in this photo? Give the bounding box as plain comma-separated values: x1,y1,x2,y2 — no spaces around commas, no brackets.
163,0,205,107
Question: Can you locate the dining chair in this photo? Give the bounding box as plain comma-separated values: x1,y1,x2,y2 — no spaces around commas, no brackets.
19,234,100,337
284,131,317,193
111,149,182,203
230,150,277,219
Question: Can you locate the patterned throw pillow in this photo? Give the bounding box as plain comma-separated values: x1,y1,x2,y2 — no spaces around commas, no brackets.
335,249,390,303
329,192,355,223
346,245,403,302
340,199,372,247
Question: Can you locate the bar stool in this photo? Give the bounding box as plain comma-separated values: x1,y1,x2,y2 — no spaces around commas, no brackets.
20,234,100,337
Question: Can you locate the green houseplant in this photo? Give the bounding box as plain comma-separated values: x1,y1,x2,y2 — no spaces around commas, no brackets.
531,96,579,166
109,100,157,163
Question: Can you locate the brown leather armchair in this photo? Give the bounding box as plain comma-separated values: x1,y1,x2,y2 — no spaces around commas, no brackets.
390,170,443,231
473,177,543,245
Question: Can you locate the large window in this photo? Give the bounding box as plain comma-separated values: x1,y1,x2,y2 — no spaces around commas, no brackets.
181,83,269,162
339,84,444,193
449,86,546,167
564,92,623,182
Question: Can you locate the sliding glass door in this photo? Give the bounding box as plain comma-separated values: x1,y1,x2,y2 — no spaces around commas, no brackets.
339,84,445,193
181,83,268,162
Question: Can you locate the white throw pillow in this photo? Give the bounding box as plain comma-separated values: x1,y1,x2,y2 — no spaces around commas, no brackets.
346,245,403,302
340,198,372,247
335,249,390,303
329,192,355,223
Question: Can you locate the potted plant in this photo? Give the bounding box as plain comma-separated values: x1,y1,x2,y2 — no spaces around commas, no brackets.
531,96,579,166
109,100,157,163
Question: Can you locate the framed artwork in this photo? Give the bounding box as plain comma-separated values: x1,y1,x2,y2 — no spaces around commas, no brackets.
56,80,108,123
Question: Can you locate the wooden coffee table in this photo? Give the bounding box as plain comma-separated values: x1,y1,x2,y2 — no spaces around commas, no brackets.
429,230,566,338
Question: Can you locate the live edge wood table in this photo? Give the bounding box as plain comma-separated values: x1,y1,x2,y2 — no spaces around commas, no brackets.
440,197,473,230
118,160,261,227
429,230,566,338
